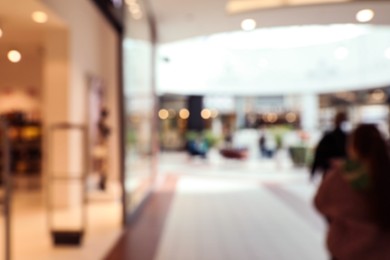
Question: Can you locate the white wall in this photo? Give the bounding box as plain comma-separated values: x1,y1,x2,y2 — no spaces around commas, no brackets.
41,0,120,182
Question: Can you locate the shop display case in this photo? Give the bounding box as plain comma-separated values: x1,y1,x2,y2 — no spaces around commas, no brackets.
47,123,87,246
0,112,42,188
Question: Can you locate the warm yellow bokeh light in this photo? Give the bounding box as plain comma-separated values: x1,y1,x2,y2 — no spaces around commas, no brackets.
179,109,190,119
32,11,48,23
8,50,22,63
201,109,211,119
266,113,278,123
285,112,297,123
158,109,169,120
356,9,374,23
241,19,256,31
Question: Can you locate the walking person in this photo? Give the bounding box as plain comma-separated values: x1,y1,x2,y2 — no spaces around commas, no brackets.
314,124,390,260
311,111,348,180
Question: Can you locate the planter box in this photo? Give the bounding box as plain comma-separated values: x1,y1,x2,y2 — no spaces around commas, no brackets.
288,146,310,167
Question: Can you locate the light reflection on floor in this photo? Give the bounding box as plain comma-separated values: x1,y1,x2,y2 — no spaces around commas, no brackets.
156,151,328,260
0,150,328,260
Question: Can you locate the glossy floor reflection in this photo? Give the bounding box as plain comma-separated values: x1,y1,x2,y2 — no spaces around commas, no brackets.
106,151,328,260
0,183,122,260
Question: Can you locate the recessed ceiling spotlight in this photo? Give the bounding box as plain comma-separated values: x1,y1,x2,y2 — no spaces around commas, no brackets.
334,47,349,60
241,19,256,31
8,50,22,63
356,9,374,23
32,11,48,23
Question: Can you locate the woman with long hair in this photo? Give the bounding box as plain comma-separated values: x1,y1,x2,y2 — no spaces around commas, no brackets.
315,124,390,260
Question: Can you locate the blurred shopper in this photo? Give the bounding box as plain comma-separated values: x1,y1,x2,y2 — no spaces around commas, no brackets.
223,126,233,148
187,134,208,158
315,124,390,260
311,111,348,180
258,127,276,158
259,129,267,158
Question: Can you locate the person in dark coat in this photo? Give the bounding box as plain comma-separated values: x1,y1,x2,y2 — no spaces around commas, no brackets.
314,124,390,260
311,111,348,180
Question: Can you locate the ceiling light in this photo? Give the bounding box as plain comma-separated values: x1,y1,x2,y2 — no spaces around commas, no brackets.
356,9,374,23
32,11,48,23
241,19,256,31
334,47,349,60
8,50,22,63
0,28,3,38
385,48,390,59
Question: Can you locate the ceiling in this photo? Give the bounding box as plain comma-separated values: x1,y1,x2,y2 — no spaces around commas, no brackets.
156,24,390,95
127,0,390,96
0,0,64,55
148,0,390,43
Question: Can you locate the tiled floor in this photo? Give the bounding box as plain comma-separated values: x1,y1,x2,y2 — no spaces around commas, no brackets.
1,151,329,260
0,183,122,260
107,151,329,260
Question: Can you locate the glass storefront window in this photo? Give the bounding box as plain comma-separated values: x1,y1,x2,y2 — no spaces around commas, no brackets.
122,1,156,217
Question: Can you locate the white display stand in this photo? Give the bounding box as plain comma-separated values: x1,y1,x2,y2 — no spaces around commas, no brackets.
47,123,87,246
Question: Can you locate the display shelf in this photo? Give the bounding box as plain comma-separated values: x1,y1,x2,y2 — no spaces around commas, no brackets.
0,113,42,177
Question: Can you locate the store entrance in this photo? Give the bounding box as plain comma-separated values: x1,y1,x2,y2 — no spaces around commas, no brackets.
0,7,52,190
0,0,69,258
1,0,123,258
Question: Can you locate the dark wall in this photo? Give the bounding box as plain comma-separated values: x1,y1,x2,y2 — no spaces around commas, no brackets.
187,95,204,132
90,0,124,33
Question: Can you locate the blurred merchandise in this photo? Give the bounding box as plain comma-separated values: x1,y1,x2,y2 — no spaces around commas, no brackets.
0,112,42,187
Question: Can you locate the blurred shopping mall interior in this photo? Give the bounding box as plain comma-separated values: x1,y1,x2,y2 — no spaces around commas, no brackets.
1,0,390,259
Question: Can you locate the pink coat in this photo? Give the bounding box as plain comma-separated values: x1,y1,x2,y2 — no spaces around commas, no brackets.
314,169,390,260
